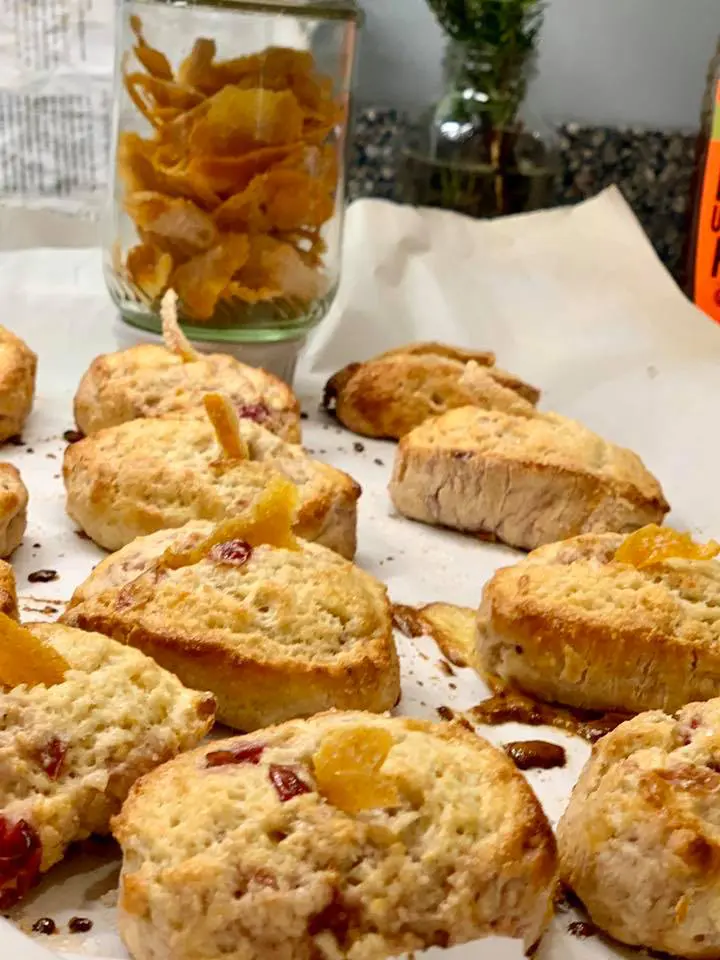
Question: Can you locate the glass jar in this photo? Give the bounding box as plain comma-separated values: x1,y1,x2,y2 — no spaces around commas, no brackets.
105,0,360,365
400,38,558,218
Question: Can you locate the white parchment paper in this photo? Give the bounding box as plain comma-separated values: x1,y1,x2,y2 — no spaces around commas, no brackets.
1,187,718,960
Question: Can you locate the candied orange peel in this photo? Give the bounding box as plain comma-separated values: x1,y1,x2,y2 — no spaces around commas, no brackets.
615,525,720,569
162,475,299,569
119,17,340,322
0,614,69,689
313,726,400,815
204,393,249,460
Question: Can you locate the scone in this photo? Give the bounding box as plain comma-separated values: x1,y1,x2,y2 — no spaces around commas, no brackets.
324,342,540,439
0,326,36,443
478,527,720,714
558,699,720,958
0,464,27,557
113,711,557,960
0,560,18,619
64,399,360,556
390,405,669,550
62,484,399,730
74,293,300,440
0,618,214,907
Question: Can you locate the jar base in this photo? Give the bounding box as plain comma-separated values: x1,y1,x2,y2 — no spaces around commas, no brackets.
113,316,305,386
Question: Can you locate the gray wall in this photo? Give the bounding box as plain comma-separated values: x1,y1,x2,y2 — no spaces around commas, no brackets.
356,0,720,131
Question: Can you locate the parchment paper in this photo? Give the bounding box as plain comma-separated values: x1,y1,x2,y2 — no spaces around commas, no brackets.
0,187,718,960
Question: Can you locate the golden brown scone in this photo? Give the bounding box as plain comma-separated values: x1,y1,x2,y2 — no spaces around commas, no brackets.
0,621,214,908
0,560,18,619
64,415,359,556
558,700,720,958
0,464,27,557
62,526,399,731
478,531,720,714
389,406,668,550
323,342,539,439
74,303,300,441
0,326,36,444
113,711,557,960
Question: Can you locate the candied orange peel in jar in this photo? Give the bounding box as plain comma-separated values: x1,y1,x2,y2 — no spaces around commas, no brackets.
615,524,720,569
118,16,342,322
313,726,400,814
0,614,69,689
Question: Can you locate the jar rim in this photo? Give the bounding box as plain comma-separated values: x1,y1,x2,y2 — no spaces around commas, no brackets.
137,0,363,23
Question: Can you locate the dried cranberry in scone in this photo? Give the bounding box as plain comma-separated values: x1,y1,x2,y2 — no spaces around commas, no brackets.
268,764,311,802
237,402,270,425
35,737,67,780
208,540,253,567
206,742,265,768
0,817,42,909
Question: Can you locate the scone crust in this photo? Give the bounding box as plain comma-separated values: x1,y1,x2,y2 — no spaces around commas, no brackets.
478,533,720,714
0,463,28,557
113,711,557,960
63,417,359,557
558,700,720,957
0,326,36,443
325,344,539,440
390,406,668,550
0,623,214,904
62,534,399,730
74,343,301,441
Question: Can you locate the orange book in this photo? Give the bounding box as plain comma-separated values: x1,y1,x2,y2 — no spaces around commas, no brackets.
690,47,720,323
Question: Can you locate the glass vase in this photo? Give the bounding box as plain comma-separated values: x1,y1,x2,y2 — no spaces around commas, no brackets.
400,39,558,218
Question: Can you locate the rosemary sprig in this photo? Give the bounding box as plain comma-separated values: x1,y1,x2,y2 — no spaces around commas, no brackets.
426,0,545,51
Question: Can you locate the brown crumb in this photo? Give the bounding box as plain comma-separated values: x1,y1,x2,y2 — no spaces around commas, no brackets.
68,916,93,934
374,458,384,466
567,920,597,939
22,603,61,616
455,714,475,732
437,659,455,677
471,691,629,743
32,918,57,935
504,740,567,771
353,442,365,453
28,570,59,584
437,706,455,722
63,429,84,444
